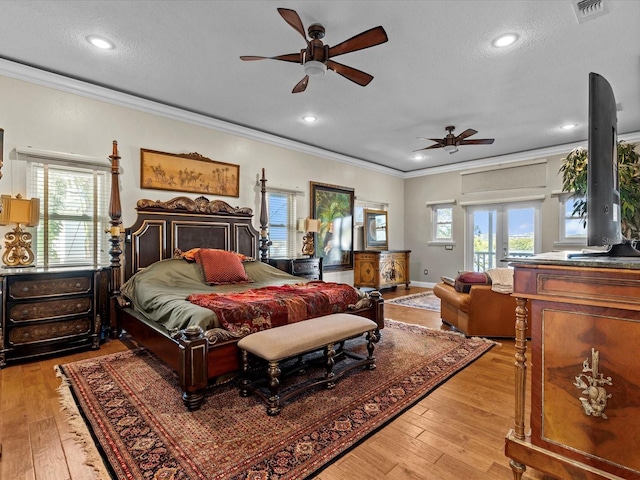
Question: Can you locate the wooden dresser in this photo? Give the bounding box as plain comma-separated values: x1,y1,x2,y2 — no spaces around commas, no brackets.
505,253,640,480
267,257,323,280
0,266,110,367
353,250,410,290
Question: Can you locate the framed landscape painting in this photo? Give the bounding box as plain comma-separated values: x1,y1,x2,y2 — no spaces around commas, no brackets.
310,182,355,271
140,149,239,197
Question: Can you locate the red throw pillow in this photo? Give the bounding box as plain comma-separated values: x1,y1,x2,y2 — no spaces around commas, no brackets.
195,249,253,285
177,248,252,263
454,271,491,293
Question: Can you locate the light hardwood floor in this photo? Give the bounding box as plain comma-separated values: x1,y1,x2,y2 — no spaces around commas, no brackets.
0,287,550,480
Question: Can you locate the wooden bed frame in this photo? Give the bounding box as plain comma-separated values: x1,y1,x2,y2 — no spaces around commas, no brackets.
106,142,384,410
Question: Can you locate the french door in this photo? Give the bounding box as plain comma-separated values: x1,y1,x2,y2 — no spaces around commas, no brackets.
465,202,541,272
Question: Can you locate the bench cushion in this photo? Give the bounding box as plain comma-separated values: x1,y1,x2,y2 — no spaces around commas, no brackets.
237,313,377,362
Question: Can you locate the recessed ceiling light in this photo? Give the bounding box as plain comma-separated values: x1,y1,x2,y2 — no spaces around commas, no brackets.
561,123,578,130
492,33,519,48
302,115,317,123
412,153,424,161
86,35,115,50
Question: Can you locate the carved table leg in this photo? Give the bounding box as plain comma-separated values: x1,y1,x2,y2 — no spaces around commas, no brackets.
509,459,526,480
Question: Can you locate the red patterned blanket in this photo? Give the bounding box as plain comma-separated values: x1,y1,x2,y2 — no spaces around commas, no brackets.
187,282,359,335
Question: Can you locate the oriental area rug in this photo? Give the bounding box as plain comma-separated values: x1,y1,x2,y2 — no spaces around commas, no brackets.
386,291,441,311
57,319,494,480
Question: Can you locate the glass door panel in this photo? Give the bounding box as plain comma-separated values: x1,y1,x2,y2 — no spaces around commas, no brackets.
471,208,498,272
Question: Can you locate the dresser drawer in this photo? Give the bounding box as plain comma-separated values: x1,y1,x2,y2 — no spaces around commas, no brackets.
8,274,92,300
8,297,93,323
291,259,320,277
8,318,93,345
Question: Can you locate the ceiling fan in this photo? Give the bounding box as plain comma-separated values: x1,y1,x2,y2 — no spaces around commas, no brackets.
240,8,388,93
415,126,495,154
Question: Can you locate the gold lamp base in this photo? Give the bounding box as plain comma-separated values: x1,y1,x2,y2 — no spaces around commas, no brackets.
302,232,315,257
3,225,35,267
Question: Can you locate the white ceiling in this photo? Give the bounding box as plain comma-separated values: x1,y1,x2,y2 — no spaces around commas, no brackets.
1,0,639,174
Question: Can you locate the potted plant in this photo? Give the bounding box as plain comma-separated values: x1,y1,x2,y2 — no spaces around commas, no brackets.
559,141,640,240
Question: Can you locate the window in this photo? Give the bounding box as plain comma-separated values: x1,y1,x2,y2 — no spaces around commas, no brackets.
27,159,111,267
267,190,297,257
559,193,587,244
432,205,453,242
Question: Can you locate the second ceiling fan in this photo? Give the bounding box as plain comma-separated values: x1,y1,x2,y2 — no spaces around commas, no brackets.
240,8,388,93
415,126,495,154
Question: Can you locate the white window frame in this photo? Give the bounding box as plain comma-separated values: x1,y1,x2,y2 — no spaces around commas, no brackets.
426,200,456,245
267,189,298,258
25,154,111,267
557,192,587,245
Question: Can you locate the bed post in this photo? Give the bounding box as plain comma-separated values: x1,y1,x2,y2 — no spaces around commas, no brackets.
108,140,123,338
259,168,271,262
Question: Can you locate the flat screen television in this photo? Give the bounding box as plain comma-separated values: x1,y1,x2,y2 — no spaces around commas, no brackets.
580,72,640,256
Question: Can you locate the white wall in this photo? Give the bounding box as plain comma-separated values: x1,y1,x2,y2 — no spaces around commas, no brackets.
0,73,404,285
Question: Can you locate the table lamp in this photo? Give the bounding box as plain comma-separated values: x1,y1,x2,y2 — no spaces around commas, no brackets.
0,194,40,267
301,218,320,257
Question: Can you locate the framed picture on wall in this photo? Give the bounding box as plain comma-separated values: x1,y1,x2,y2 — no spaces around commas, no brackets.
140,149,240,197
310,182,355,271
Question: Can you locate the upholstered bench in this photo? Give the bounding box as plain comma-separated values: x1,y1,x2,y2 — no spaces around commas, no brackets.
238,313,378,415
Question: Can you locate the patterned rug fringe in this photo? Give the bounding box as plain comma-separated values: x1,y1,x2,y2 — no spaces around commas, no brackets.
55,365,112,480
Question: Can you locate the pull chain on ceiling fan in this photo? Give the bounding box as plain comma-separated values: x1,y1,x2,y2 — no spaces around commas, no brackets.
240,8,388,93
414,126,495,154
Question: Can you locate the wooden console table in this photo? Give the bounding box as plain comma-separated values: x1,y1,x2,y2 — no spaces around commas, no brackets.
505,252,640,480
353,250,410,290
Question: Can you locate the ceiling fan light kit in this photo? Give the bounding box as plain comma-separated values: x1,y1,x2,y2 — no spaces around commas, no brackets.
304,60,327,77
240,8,388,93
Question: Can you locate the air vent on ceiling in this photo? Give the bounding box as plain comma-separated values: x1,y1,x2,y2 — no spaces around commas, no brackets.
573,0,609,23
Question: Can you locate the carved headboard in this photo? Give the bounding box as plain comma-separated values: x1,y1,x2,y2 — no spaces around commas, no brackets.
123,196,259,281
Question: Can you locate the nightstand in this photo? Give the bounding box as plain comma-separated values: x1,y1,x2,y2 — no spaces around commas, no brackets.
0,266,110,367
268,257,323,280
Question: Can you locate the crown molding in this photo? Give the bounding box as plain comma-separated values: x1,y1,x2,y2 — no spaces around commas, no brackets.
0,59,404,178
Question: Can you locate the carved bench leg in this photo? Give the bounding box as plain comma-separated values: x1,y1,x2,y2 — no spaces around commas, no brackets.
239,349,251,397
325,343,336,389
366,330,377,370
266,361,281,416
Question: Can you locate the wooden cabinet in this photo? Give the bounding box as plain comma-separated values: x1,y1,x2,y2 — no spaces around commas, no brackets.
353,250,410,290
268,257,322,280
0,266,109,367
505,253,640,480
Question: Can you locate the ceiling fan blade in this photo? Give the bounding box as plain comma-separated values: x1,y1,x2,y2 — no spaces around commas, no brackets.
328,26,388,58
326,60,373,86
292,76,309,94
413,144,444,152
277,8,310,46
417,137,447,145
455,128,478,141
240,53,301,63
459,138,495,145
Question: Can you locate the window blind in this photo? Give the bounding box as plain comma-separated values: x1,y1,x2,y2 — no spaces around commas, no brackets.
267,190,297,257
27,160,111,267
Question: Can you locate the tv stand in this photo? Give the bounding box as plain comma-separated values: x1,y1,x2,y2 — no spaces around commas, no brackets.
567,240,640,258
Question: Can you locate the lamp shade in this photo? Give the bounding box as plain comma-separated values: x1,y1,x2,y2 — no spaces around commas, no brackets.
304,218,320,233
0,195,40,227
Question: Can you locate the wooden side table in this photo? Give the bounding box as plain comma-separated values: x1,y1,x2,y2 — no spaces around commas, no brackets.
267,257,323,280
